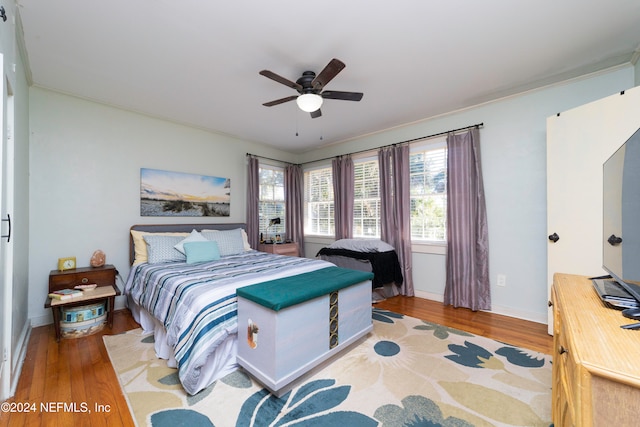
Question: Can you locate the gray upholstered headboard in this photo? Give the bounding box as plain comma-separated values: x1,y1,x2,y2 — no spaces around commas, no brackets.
129,223,246,265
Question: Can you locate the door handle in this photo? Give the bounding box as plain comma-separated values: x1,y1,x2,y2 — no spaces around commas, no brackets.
548,232,559,243
607,234,622,246
1,213,10,242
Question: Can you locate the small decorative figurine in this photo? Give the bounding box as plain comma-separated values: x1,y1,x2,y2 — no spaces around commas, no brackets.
90,249,106,267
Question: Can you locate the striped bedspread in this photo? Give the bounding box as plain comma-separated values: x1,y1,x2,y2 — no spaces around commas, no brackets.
125,250,334,394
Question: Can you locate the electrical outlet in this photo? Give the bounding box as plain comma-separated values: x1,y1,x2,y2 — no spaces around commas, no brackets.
497,274,506,287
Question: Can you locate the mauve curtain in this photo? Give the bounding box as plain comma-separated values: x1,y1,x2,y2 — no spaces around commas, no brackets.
284,164,305,257
444,128,490,310
379,145,414,296
245,156,260,249
332,155,354,240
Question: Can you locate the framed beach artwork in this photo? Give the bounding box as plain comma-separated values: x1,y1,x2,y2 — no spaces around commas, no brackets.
140,168,231,217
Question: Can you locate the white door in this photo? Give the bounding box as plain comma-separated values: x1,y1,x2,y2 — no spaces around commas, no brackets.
546,87,640,334
0,54,11,400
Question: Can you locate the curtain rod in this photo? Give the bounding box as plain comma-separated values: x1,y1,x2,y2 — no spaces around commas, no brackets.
247,122,483,166
299,122,483,165
245,153,294,165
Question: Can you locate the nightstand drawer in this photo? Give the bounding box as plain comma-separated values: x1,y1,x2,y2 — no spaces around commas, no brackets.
49,265,117,293
258,243,299,257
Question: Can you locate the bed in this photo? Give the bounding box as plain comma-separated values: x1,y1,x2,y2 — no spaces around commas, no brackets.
316,239,403,301
124,223,350,395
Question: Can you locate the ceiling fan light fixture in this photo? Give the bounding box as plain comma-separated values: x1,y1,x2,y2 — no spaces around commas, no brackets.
296,93,323,112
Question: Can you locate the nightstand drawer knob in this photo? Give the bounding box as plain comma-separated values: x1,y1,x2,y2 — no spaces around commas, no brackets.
81,277,89,284
559,346,567,355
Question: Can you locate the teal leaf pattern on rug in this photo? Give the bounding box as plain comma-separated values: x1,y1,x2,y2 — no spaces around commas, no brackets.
221,370,254,388
372,308,404,323
236,379,377,426
495,346,546,368
374,395,473,427
446,341,494,368
141,334,155,344
237,389,286,427
447,341,548,370
414,321,474,340
289,379,335,405
150,408,214,426
187,383,214,406
158,371,181,386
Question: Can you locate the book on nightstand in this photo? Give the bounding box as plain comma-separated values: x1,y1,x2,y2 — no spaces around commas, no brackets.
48,288,84,300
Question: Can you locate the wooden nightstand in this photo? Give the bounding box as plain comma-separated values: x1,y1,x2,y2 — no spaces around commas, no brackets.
258,242,299,257
44,264,120,341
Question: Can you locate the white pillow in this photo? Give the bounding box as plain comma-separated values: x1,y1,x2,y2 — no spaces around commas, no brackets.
174,229,208,255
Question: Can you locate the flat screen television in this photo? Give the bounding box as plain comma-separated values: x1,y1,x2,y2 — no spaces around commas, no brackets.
602,127,640,305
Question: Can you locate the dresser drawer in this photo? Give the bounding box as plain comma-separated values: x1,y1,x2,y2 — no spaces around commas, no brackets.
49,265,116,293
556,322,577,424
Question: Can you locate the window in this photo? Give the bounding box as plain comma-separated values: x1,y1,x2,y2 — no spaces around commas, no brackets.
304,167,334,235
259,166,285,237
409,140,447,242
302,139,447,243
353,159,380,237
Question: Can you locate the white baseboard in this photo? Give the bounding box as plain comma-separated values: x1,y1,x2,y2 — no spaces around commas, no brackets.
6,320,31,399
30,313,51,328
413,290,548,325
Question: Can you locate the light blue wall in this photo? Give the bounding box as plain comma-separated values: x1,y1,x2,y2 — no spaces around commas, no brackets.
27,88,296,326
300,66,636,322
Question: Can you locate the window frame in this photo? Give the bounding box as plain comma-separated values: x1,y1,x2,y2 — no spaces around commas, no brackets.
303,165,335,237
258,164,286,237
409,137,448,249
352,154,380,239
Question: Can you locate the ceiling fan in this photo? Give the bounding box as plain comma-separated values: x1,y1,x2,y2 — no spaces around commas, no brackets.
260,58,363,118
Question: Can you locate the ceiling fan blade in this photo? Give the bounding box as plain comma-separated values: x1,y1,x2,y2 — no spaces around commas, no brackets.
310,109,322,119
259,70,302,91
311,58,346,90
263,95,298,107
321,91,363,101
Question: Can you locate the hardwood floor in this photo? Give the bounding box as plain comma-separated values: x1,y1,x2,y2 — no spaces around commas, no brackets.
375,296,552,354
0,296,552,426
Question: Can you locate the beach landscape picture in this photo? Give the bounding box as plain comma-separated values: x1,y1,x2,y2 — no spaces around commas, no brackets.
140,168,231,216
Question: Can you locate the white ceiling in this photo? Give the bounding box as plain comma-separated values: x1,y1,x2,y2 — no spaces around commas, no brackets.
16,0,640,153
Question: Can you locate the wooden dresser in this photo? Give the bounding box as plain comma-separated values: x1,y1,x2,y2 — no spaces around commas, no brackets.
551,273,640,426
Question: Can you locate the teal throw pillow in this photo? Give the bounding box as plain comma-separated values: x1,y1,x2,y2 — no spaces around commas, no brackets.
184,241,221,264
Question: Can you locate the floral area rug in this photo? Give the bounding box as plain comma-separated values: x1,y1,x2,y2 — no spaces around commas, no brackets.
103,309,552,427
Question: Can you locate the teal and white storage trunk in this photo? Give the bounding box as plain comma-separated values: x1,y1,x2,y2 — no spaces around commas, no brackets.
236,267,374,396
